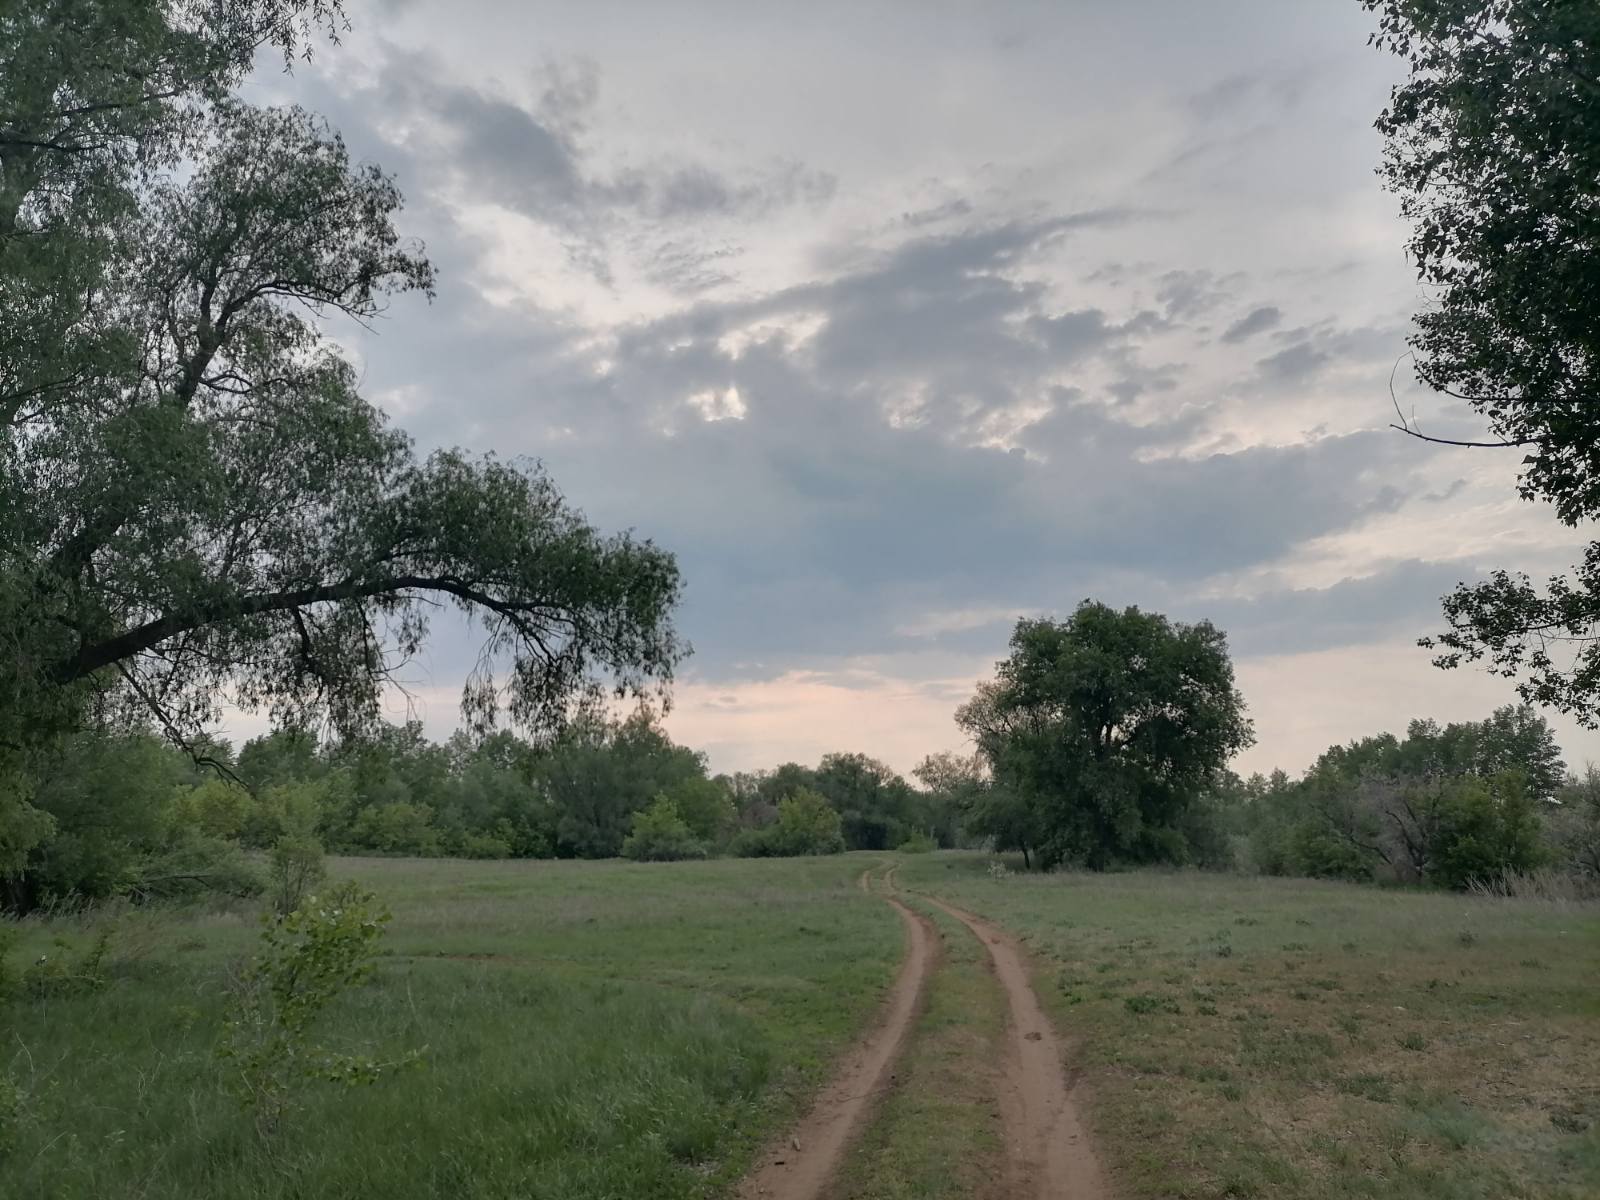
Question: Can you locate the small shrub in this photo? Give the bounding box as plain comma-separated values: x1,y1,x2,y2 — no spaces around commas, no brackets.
622,797,707,862
268,835,327,919
895,832,936,854
221,882,421,1137
1398,1032,1429,1052
21,928,111,998
454,831,513,859
733,790,844,857
1125,993,1181,1016
987,859,1013,881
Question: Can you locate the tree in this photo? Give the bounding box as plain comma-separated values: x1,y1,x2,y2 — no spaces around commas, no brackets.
0,1,684,867
656,776,735,845
1549,767,1600,880
620,797,705,862
1364,2,1600,719
768,790,846,857
958,603,1253,869
812,752,914,850
538,708,706,858
911,751,987,848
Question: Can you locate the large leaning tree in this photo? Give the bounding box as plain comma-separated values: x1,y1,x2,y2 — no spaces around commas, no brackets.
957,603,1253,870
0,1,684,864
1364,1,1600,720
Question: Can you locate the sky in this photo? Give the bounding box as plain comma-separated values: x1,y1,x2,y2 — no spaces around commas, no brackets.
241,0,1600,778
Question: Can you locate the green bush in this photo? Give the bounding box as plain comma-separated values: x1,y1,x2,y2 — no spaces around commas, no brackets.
221,882,420,1137
268,835,327,919
735,790,845,857
896,832,936,853
453,830,514,859
621,797,706,862
1429,773,1545,890
21,928,111,998
132,833,264,902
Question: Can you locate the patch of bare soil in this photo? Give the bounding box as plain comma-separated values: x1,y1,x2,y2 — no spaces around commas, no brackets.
921,895,1111,1200
739,868,936,1200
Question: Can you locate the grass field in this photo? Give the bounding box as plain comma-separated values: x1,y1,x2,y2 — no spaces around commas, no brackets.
3,855,900,1199
5,851,1598,1199
897,853,1600,1200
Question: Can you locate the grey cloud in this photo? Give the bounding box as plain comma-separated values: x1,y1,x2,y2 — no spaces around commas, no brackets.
901,198,974,228
1188,68,1312,121
1156,268,1241,320
1253,321,1408,385
341,43,835,274
279,64,1458,687
1257,339,1331,381
1221,304,1282,343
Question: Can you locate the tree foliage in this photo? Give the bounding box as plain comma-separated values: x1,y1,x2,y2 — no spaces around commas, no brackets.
620,797,706,863
1365,1,1600,717
1242,705,1562,888
0,0,684,870
959,603,1253,869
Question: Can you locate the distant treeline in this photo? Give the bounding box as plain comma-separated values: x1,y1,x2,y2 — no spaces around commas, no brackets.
1204,707,1599,892
4,703,1597,914
0,709,968,911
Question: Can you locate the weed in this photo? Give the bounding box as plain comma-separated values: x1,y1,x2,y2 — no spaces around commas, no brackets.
1336,1073,1395,1103
1398,1032,1429,1052
21,929,111,998
267,835,327,919
220,882,421,1138
1125,993,1181,1016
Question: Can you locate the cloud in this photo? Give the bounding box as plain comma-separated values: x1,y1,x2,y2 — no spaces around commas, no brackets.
1221,304,1282,343
239,2,1600,778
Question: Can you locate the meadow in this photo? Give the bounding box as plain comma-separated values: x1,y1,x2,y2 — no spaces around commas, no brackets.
4,852,1597,1199
896,854,1600,1200
3,855,899,1199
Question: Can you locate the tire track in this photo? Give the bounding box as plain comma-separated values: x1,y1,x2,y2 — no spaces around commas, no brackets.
920,894,1110,1200
739,864,936,1200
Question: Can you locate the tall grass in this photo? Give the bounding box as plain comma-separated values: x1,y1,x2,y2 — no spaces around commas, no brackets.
3,854,900,1200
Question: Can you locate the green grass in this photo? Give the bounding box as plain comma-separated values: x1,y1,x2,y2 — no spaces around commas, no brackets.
3,854,901,1199
899,852,1600,1200
835,900,1009,1200
10,852,1598,1200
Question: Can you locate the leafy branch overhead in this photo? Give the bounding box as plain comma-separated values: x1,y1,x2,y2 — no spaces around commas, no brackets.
0,0,686,794
1365,1,1600,719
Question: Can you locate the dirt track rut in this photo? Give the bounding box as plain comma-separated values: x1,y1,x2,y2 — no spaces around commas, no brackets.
920,893,1109,1200
738,866,935,1200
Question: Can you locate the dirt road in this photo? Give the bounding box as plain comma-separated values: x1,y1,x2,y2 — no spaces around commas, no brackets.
738,866,936,1200
738,863,1107,1199
921,894,1109,1200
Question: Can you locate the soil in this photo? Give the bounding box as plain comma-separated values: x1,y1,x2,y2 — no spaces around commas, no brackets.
920,894,1110,1200
737,867,936,1200
738,865,1109,1199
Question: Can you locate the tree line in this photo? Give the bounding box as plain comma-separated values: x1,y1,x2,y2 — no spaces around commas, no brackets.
934,602,1598,893
0,705,979,911
8,599,1596,912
